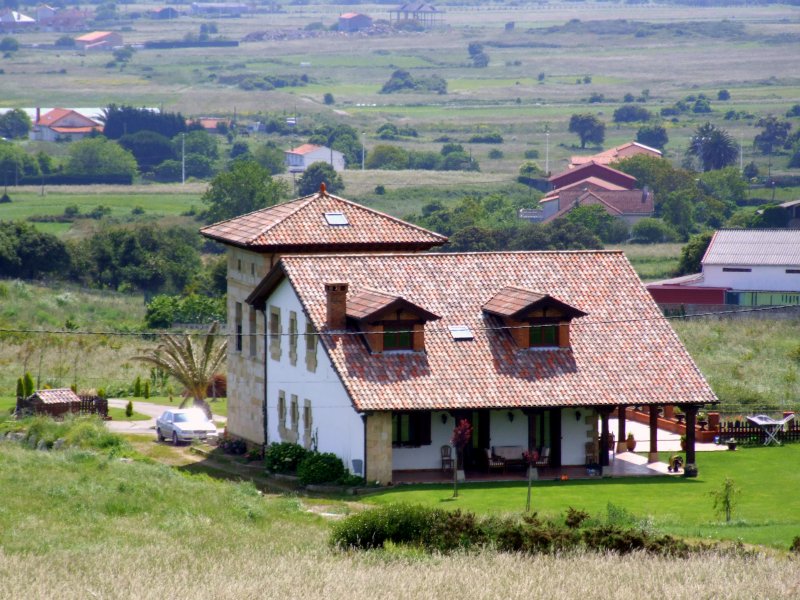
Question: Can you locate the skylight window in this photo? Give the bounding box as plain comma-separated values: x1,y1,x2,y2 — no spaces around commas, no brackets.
324,211,349,226
448,325,474,341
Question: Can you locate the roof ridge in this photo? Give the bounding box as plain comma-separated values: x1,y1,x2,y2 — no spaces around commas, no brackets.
199,195,315,233
281,249,625,259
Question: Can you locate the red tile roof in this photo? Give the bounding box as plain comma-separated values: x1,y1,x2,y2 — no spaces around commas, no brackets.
549,161,638,191
483,286,586,320
570,142,662,168
75,30,114,42
347,288,440,322
32,388,81,405
200,189,447,252
37,108,100,128
287,143,322,156
542,177,628,199
541,189,654,224
265,251,717,411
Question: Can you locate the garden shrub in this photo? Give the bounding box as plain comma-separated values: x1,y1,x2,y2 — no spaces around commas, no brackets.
790,536,800,553
331,504,699,557
297,451,346,485
218,432,247,455
264,442,309,474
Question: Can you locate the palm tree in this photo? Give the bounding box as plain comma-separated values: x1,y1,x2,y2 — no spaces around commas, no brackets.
133,322,226,418
687,123,738,171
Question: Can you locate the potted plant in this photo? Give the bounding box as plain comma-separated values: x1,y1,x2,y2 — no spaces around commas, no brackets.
626,432,636,452
726,438,738,451
675,407,685,424
697,411,709,431
680,435,687,451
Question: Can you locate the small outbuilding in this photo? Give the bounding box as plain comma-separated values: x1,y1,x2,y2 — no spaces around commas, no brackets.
339,12,372,32
27,388,81,418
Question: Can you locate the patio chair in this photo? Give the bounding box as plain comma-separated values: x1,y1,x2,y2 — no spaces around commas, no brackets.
585,441,598,466
440,444,455,472
485,448,505,473
534,447,550,468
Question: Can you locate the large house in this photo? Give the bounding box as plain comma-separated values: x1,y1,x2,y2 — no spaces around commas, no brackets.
0,9,35,31
199,186,447,449
647,229,800,307
569,142,662,169
285,144,345,173
548,161,638,193
203,187,716,483
29,108,103,141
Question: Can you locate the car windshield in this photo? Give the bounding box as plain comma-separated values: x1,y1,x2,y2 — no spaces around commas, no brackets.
173,411,208,423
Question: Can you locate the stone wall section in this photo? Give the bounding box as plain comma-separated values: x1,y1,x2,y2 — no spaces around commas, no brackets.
366,412,392,484
225,247,273,445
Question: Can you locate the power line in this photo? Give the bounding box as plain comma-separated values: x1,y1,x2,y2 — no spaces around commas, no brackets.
0,302,797,339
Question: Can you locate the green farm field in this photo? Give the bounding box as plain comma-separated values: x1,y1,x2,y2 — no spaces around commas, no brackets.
1,1,798,180
0,429,799,599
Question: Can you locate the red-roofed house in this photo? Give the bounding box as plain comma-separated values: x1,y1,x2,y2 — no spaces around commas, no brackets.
200,187,447,449
537,188,654,226
29,107,103,141
548,161,638,193
285,144,345,173
74,30,122,50
339,12,372,32
244,250,716,483
570,141,662,169
203,189,716,482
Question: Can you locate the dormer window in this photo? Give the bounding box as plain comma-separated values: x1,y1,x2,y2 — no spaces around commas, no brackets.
344,287,440,353
483,286,587,350
383,323,413,351
530,324,558,347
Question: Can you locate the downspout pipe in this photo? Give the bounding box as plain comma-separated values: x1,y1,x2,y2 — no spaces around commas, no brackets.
262,308,269,449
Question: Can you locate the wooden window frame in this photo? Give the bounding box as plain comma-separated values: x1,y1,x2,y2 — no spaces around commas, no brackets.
248,306,257,357
529,323,558,347
391,411,432,447
383,322,414,351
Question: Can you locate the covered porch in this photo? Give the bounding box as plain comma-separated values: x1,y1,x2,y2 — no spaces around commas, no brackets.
366,403,709,485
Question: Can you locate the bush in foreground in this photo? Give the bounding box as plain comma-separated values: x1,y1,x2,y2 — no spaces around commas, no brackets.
332,504,707,557
297,451,346,485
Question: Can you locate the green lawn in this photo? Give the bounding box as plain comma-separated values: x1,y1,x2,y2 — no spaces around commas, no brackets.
365,445,800,548
107,406,150,421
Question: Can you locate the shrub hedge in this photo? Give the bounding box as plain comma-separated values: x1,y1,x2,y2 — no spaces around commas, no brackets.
297,452,346,485
264,442,310,474
331,504,709,557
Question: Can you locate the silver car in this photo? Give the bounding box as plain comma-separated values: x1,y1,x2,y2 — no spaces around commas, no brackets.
156,409,218,445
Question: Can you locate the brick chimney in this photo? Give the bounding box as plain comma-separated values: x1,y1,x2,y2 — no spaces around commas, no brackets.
325,283,349,330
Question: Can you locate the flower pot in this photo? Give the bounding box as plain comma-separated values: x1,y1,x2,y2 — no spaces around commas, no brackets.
625,437,636,452
727,442,737,451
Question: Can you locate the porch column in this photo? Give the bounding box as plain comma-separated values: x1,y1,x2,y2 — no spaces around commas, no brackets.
683,405,699,477
648,404,659,463
616,405,628,452
365,412,393,485
599,408,611,467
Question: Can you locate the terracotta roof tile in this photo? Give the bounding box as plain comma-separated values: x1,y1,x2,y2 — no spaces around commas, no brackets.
570,142,662,167
32,388,81,405
541,189,654,224
347,288,440,321
274,251,717,411
200,189,447,251
287,143,322,155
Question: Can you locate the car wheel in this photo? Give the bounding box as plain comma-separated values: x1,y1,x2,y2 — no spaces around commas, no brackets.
172,431,179,446
157,428,165,442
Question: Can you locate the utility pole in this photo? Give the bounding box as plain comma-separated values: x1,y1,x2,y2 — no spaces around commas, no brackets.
361,132,365,171
545,131,550,176
181,132,185,185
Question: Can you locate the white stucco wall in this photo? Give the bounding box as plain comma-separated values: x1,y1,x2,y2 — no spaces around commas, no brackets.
265,278,365,473
703,265,800,292
561,407,592,466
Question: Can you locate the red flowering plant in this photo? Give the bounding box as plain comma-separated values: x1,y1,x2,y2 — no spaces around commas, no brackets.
523,449,540,466
450,419,473,498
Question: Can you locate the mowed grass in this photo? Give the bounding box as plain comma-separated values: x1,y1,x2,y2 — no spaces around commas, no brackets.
614,243,683,282
0,442,798,599
365,445,800,549
134,396,228,417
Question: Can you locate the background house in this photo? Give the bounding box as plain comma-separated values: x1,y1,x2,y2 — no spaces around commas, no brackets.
285,144,345,173
150,7,180,20
338,12,372,32
75,31,122,50
29,108,103,141
647,229,800,307
569,141,662,169
0,9,35,31
538,188,654,226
